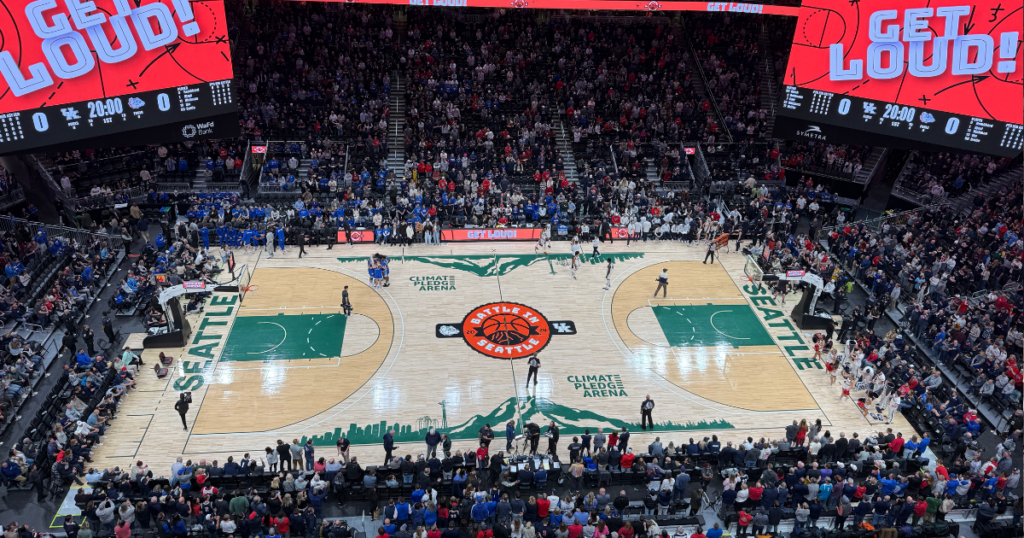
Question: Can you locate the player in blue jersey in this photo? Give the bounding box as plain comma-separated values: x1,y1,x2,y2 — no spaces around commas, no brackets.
275,226,286,254
380,255,390,287
242,228,255,254
369,261,383,289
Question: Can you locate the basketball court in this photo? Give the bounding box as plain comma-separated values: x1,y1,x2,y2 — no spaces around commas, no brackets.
92,241,908,470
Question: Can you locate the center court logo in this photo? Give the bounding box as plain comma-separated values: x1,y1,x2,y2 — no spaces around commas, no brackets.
436,301,576,359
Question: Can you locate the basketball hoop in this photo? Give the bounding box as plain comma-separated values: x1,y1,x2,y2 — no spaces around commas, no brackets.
241,284,259,294
743,255,764,291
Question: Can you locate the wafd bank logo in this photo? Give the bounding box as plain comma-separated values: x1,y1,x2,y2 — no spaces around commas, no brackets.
436,302,576,359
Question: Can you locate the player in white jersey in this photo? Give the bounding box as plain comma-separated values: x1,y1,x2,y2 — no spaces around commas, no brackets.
603,257,615,290
591,237,601,261
882,395,901,424
535,226,551,253
571,251,580,280
570,236,582,259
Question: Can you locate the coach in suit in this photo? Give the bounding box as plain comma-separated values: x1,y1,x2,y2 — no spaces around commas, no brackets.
383,429,395,464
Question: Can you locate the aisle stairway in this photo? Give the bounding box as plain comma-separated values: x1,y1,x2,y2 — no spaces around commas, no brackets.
553,119,578,182
645,157,659,183
948,164,1024,213
387,74,406,180
757,23,778,136
853,147,888,184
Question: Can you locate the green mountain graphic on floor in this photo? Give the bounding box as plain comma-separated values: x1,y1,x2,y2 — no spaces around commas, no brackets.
301,396,733,447
337,253,645,277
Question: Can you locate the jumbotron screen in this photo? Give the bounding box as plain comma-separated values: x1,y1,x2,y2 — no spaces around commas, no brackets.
293,1,799,15
0,0,236,153
775,0,1023,157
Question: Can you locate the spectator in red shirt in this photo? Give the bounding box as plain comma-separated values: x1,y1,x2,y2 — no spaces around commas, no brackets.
536,496,550,518
888,433,905,455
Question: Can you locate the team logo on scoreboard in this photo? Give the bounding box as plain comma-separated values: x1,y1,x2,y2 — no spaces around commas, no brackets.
436,302,576,359
128,98,145,110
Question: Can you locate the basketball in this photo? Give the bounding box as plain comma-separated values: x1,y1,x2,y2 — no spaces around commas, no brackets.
479,314,532,346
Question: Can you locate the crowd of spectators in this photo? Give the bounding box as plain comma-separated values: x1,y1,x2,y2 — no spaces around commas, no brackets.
552,17,719,183
150,159,854,252
820,181,1022,415
400,12,561,191
0,221,120,448
0,223,225,499
896,151,1012,201
38,410,1023,538
53,147,155,201
779,141,872,180
689,14,770,143
237,3,393,166
42,8,800,219
53,139,253,213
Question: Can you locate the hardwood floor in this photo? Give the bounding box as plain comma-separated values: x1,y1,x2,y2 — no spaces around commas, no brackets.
89,241,909,473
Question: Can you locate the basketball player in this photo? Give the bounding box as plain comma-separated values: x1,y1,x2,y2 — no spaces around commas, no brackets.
381,255,391,287
603,258,615,290
525,353,541,386
570,236,582,260
707,217,720,241
571,251,580,280
867,371,886,406
878,394,901,424
371,260,383,289
242,228,253,255
591,236,601,261
535,226,551,253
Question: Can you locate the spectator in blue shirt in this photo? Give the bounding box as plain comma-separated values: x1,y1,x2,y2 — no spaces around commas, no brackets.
76,350,92,369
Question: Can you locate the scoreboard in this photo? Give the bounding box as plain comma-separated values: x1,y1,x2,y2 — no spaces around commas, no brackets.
776,0,1022,157
774,85,1023,157
0,0,236,153
0,80,236,152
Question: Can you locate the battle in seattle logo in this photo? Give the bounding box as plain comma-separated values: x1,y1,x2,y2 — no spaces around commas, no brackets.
436,301,576,359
